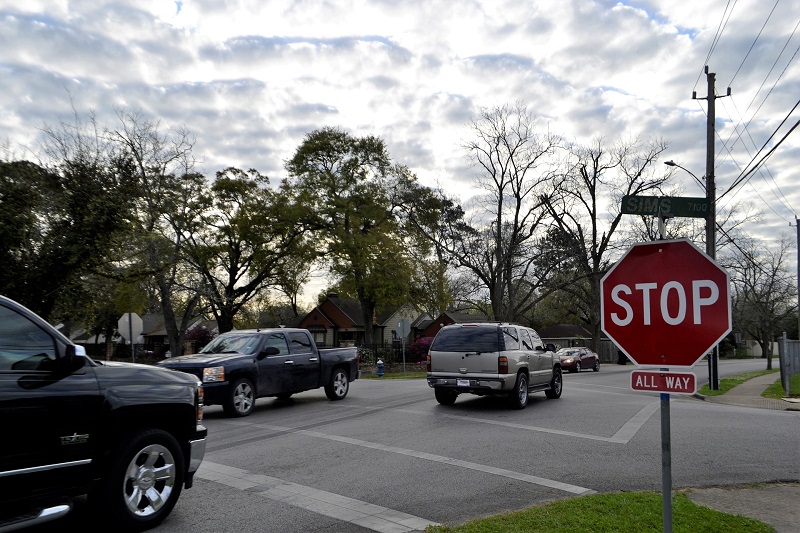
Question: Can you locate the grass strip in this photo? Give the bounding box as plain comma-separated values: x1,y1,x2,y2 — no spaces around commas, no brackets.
762,372,800,399
697,369,778,397
425,491,772,533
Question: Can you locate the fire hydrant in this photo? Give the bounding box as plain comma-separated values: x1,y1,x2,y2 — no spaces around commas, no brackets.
376,358,384,377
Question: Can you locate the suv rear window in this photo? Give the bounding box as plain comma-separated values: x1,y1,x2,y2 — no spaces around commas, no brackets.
430,327,499,353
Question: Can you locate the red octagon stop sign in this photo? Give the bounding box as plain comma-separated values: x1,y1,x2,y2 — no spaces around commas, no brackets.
601,238,731,367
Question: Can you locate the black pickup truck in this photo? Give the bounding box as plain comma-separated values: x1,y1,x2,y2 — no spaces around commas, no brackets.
0,295,207,532
157,328,359,417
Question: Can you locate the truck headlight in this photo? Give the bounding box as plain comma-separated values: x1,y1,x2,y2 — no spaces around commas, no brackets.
203,366,225,382
196,383,204,422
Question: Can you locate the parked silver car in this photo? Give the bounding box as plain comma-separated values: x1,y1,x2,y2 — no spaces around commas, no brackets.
426,323,562,409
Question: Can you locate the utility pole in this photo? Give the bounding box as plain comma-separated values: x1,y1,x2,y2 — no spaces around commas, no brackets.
693,66,730,390
796,216,799,339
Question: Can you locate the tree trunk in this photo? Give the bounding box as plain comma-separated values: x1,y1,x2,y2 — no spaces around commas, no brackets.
359,297,376,346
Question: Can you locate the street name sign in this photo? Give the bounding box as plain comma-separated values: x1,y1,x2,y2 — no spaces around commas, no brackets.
601,239,732,368
631,371,696,395
621,195,709,219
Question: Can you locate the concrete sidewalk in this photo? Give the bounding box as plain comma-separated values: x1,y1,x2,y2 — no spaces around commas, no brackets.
693,371,800,411
685,372,800,532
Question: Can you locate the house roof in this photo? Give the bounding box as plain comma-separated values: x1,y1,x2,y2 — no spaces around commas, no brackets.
539,324,591,338
140,314,218,338
437,310,491,324
298,296,416,330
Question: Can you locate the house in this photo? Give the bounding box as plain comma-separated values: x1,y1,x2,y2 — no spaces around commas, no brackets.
539,324,592,351
297,294,428,347
140,314,218,356
417,310,491,339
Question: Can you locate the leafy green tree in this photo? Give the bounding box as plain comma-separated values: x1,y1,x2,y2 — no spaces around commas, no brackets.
181,167,306,333
0,110,136,321
284,127,425,345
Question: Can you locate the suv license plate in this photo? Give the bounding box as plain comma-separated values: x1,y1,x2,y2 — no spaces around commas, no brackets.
457,379,470,387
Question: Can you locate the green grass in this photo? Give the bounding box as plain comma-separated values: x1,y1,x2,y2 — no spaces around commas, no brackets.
425,491,772,533
697,369,778,397
762,372,800,399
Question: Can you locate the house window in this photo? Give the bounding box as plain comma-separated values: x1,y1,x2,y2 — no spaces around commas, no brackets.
313,331,325,346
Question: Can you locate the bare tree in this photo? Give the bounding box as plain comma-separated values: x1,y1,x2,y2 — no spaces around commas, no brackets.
438,103,562,322
108,108,204,357
541,136,670,351
726,235,797,369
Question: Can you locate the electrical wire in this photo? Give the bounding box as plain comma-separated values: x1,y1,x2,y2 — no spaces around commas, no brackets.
716,98,795,218
727,0,781,88
719,114,800,201
695,0,738,91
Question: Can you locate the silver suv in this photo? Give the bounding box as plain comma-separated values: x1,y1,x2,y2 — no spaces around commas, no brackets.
426,323,562,409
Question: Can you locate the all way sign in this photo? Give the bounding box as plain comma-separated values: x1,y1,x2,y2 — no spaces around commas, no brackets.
631,370,696,395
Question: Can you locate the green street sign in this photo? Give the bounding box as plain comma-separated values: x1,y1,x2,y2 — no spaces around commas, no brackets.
621,195,709,219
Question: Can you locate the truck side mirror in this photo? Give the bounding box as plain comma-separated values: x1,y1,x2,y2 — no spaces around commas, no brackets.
259,346,280,359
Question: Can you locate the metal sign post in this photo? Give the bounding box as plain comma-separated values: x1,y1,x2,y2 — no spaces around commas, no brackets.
398,319,411,374
661,390,672,533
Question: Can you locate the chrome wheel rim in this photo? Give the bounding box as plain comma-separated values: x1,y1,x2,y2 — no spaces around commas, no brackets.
123,444,176,517
517,376,528,406
332,372,348,397
234,382,254,413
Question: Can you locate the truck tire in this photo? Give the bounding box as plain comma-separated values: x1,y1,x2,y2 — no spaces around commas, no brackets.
434,387,457,405
545,367,563,399
224,377,256,417
325,368,349,400
508,372,529,409
97,428,184,531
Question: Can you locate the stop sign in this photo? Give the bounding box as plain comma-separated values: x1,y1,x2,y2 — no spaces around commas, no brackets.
601,239,731,367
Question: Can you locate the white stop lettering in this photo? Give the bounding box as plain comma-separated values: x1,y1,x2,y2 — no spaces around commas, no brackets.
610,280,719,326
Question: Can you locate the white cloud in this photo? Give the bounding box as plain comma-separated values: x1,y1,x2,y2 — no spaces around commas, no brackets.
1,0,799,302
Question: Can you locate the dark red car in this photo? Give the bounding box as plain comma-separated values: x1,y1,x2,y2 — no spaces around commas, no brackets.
556,347,600,373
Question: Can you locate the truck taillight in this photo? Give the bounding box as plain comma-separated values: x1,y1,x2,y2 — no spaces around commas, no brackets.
426,355,431,372
498,356,508,374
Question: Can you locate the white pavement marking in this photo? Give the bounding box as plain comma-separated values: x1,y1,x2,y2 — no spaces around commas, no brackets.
610,401,661,442
197,461,438,533
393,400,661,444
237,423,595,496
202,394,664,527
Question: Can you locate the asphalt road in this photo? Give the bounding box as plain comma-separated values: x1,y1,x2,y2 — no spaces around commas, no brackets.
33,358,800,532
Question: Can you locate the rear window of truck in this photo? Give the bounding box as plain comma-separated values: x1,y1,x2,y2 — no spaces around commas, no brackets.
430,327,499,353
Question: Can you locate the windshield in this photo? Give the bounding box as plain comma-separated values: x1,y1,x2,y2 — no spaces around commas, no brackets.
557,349,579,357
200,333,261,355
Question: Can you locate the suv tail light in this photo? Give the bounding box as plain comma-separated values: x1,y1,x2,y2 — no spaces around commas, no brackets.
426,355,431,372
498,356,508,374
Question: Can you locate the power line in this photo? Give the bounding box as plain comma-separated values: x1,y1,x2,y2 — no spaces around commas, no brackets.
727,0,781,87
719,113,800,201
716,98,795,218
695,0,738,90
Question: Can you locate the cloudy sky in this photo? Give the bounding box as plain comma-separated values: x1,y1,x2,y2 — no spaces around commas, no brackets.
2,1,799,291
